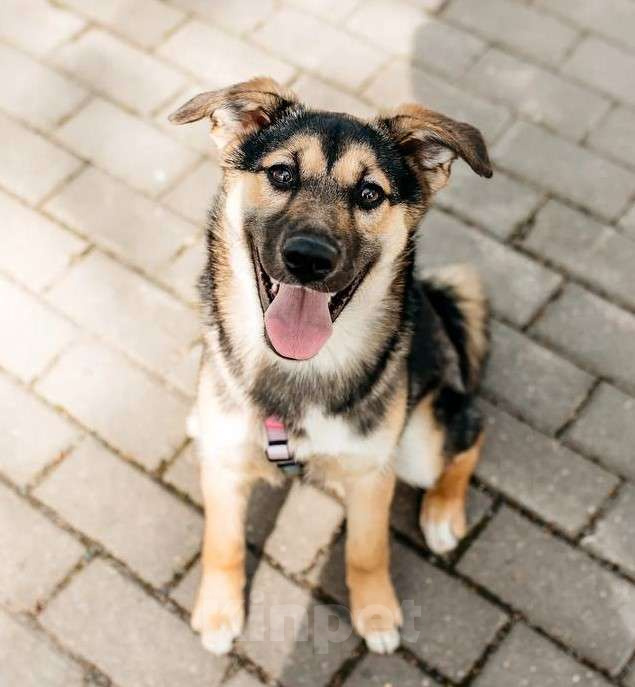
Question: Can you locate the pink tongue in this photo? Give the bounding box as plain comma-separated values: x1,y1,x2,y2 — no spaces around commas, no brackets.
264,284,332,360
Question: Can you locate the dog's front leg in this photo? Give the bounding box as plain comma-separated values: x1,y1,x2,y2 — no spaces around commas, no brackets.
345,468,402,654
191,460,251,655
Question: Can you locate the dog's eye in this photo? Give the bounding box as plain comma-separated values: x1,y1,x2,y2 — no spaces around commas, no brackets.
267,164,296,190
357,182,385,210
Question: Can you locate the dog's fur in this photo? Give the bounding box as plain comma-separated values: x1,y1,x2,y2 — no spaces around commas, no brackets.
170,77,492,655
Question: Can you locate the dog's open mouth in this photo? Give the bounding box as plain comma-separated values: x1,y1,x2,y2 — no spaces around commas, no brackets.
252,249,367,361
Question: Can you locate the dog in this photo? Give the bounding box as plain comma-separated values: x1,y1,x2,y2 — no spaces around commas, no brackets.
169,77,492,656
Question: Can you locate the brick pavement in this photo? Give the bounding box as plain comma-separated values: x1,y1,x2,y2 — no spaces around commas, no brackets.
1,1,635,685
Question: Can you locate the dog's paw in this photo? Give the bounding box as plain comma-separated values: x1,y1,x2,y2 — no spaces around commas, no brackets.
364,627,401,654
191,578,244,656
186,411,200,439
350,581,403,655
420,494,466,555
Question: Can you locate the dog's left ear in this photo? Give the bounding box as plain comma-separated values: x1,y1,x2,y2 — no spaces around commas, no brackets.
378,104,492,192
168,76,298,150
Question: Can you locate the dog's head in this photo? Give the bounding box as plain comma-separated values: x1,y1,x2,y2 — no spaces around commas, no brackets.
170,77,491,362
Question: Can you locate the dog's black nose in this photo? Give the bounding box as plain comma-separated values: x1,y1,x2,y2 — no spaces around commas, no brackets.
282,233,340,283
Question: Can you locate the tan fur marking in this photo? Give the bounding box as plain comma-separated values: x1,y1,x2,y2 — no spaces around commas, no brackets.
332,143,390,191
261,134,326,178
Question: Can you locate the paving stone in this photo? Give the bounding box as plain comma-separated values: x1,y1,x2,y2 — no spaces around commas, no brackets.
253,7,385,91
53,29,186,115
0,276,75,383
0,111,81,205
161,236,206,304
458,507,635,675
417,209,561,326
464,48,609,140
583,485,635,577
239,559,359,687
347,0,484,78
495,121,635,221
41,559,227,687
563,37,635,108
523,200,635,309
36,340,189,470
45,167,197,274
588,105,635,170
619,203,635,241
537,0,635,52
160,341,201,397
477,402,618,536
472,623,611,687
445,0,577,65
0,0,85,56
483,320,594,434
345,653,440,686
162,158,221,225
224,670,266,687
0,609,84,687
0,372,79,487
0,482,83,612
263,482,344,574
159,20,295,89
565,383,635,480
438,164,542,239
0,189,86,291
47,251,199,374
364,60,510,140
59,0,184,48
170,0,275,33
291,74,375,119
35,437,202,587
287,0,362,23
56,98,197,196
391,481,493,550
0,43,87,131
531,284,635,392
163,442,201,503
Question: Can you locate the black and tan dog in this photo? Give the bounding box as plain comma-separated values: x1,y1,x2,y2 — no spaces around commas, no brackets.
169,77,491,655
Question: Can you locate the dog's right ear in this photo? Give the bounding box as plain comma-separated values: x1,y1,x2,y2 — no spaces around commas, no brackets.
168,77,298,150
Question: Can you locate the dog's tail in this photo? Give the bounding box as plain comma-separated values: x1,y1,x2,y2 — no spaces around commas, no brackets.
421,264,489,393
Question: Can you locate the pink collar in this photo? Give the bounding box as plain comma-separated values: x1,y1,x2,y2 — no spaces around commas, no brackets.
264,416,302,476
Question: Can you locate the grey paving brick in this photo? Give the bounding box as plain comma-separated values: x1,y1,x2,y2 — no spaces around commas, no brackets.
0,372,79,487
0,111,81,205
563,37,635,108
170,0,274,33
588,105,635,170
239,560,359,687
0,189,86,292
41,559,227,687
524,200,635,310
619,203,635,241
291,74,375,119
347,0,484,78
0,482,83,612
364,60,510,140
565,383,635,480
160,236,206,304
458,507,635,675
45,166,197,275
36,340,189,470
417,209,561,326
225,670,266,687
158,20,295,89
583,485,635,576
0,609,84,687
287,0,363,23
473,623,611,687
162,158,221,226
163,442,201,503
0,276,75,383
253,7,385,91
494,121,635,220
52,28,186,114
160,340,201,397
464,48,609,140
438,164,542,239
483,320,594,434
531,284,635,392
35,437,202,587
0,42,87,131
445,0,578,65
478,401,618,535
345,653,440,686
56,98,197,197
47,251,199,375
537,0,635,52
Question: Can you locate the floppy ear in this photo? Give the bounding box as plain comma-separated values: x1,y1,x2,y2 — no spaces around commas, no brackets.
168,76,298,150
378,104,492,193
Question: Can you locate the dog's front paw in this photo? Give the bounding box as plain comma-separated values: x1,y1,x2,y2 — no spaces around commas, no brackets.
349,573,402,655
420,493,466,554
191,573,244,655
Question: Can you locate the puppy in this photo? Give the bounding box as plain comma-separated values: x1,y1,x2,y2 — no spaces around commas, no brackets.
169,77,492,656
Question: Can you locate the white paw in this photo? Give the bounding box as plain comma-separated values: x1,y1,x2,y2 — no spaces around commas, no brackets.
364,627,401,654
422,516,459,555
186,411,200,439
200,625,240,655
